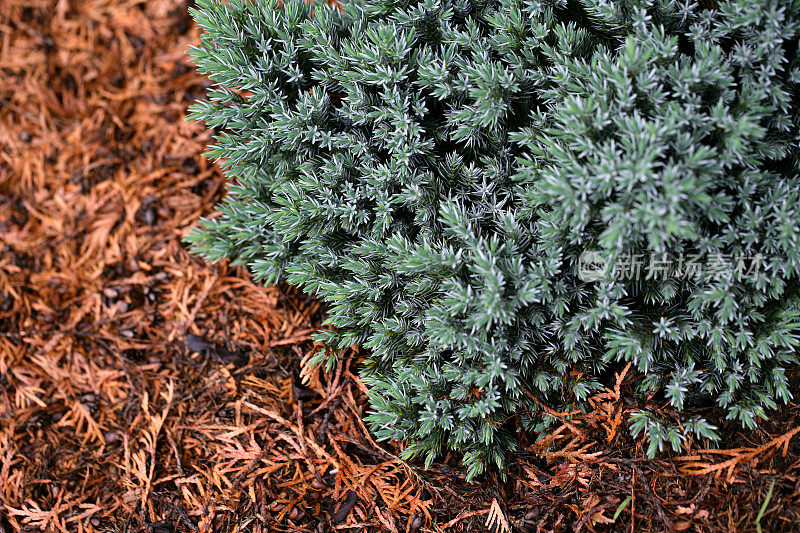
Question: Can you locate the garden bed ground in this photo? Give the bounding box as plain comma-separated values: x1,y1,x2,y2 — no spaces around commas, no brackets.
1,1,800,531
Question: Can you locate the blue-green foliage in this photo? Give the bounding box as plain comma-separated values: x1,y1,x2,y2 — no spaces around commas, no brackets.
186,0,800,478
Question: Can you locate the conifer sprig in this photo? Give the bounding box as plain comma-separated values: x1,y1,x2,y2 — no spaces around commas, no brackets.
187,0,800,478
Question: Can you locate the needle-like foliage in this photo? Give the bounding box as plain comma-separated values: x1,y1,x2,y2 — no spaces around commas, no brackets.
186,0,800,478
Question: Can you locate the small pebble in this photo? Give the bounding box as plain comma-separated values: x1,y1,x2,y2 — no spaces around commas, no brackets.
102,287,118,299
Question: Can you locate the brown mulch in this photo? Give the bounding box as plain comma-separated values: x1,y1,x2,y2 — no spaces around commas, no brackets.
1,1,800,532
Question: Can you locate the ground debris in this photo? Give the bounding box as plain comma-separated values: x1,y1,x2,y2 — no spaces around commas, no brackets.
1,1,799,532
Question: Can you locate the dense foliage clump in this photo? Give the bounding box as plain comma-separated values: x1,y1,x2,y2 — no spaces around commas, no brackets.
187,0,800,477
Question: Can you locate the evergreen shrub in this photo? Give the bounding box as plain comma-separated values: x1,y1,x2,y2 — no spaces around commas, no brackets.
186,0,800,477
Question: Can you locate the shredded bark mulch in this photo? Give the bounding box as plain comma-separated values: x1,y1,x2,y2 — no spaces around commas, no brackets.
1,1,799,532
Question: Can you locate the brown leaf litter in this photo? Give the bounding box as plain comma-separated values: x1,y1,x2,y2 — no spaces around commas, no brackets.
1,1,800,532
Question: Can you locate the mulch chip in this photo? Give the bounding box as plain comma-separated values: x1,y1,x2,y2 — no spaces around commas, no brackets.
1,1,799,532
